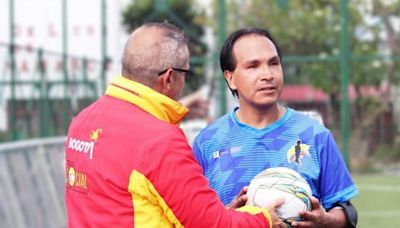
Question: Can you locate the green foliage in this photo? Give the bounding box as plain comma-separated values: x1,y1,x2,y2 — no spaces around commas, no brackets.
225,0,380,88
121,0,207,94
122,0,204,36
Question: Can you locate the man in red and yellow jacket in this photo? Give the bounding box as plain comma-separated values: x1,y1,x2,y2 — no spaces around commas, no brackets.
65,22,284,227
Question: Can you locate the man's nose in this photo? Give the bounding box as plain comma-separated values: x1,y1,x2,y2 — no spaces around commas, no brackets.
259,65,274,80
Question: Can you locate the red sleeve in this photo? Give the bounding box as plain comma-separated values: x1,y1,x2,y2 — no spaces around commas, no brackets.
144,128,271,228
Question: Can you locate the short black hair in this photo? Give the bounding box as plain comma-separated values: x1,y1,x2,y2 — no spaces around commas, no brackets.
220,28,282,97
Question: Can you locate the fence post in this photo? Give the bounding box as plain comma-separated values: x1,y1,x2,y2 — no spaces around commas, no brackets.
62,0,70,133
340,0,350,168
101,0,108,93
217,0,227,116
9,0,17,140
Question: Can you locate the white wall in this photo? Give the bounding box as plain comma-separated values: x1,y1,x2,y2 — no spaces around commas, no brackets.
0,0,127,131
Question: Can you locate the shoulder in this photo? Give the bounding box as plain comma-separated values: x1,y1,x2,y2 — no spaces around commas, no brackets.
289,109,329,132
194,112,232,145
283,108,335,147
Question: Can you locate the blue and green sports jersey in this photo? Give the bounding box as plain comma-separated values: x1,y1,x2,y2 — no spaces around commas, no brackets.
192,107,358,209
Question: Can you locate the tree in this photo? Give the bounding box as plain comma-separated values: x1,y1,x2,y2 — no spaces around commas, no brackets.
121,0,208,94
351,0,400,163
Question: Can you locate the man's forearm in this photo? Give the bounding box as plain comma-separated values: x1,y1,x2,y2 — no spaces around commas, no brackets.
326,207,347,228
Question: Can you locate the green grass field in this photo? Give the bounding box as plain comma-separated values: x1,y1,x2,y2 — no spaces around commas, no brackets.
352,173,400,228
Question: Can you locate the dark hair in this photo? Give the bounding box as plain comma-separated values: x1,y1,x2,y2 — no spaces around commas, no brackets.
219,28,282,97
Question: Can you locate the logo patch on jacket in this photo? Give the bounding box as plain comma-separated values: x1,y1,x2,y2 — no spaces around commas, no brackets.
287,140,310,165
68,128,102,159
66,161,88,193
90,128,102,142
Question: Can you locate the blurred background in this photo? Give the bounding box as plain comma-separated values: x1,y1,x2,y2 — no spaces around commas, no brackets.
0,0,399,227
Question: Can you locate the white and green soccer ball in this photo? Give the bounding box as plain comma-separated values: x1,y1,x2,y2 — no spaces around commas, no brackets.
246,167,312,226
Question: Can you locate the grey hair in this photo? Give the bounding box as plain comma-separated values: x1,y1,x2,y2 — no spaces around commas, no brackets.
121,22,189,84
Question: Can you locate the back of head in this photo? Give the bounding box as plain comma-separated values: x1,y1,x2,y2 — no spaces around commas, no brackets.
121,22,189,87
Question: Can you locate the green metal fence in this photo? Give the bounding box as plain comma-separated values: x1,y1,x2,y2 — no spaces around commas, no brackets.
0,42,99,139
1,0,108,141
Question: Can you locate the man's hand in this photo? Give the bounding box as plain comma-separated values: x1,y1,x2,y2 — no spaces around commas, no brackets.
226,187,286,227
291,197,346,228
225,186,248,209
266,197,286,228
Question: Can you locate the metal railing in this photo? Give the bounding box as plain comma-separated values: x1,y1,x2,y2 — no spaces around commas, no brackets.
0,137,66,228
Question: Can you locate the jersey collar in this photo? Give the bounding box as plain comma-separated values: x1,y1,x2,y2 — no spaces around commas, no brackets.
105,76,188,125
230,106,293,134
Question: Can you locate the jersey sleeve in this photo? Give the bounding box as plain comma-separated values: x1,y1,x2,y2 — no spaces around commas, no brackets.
192,136,206,173
145,128,271,228
318,132,359,209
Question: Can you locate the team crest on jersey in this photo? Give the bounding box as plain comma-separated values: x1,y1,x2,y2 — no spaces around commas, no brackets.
287,140,310,165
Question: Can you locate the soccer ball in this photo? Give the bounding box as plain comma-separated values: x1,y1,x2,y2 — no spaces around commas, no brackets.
246,167,312,226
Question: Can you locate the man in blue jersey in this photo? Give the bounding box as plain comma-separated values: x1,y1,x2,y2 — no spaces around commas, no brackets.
192,28,358,227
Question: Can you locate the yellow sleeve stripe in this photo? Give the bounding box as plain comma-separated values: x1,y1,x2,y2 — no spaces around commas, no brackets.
128,170,184,228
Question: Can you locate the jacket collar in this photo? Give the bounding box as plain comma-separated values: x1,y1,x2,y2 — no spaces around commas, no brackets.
105,76,188,125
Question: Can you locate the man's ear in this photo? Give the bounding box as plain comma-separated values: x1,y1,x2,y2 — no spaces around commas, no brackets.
157,69,173,94
223,70,237,91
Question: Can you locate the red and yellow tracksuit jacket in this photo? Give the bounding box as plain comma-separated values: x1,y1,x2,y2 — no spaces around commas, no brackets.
65,76,272,227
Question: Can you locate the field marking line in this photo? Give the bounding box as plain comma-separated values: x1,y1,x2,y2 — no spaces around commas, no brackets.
356,184,400,192
359,210,400,217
